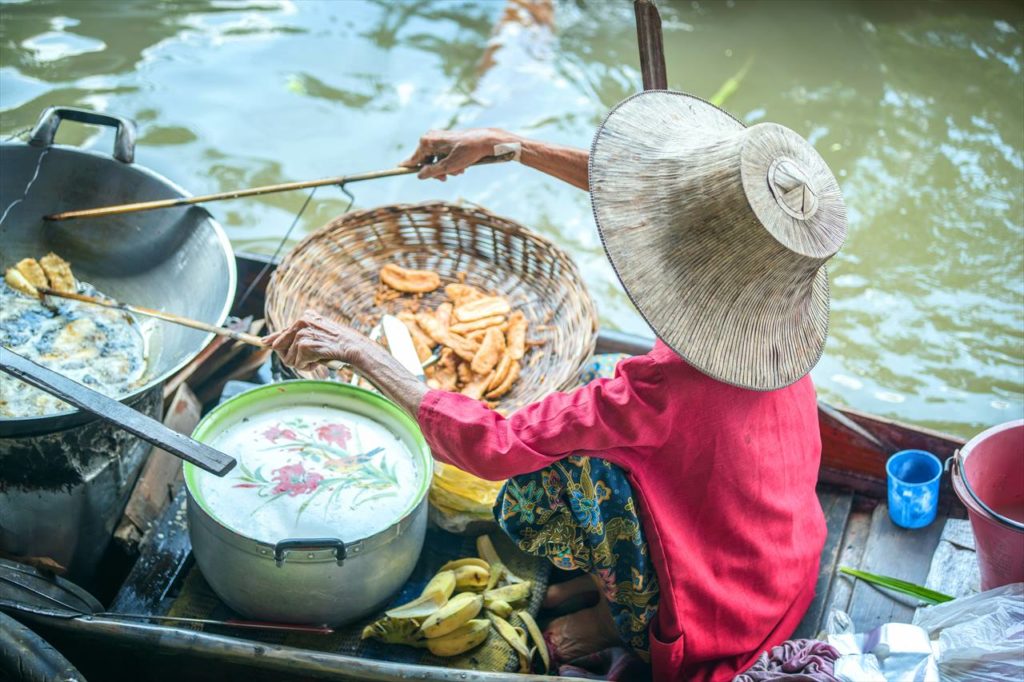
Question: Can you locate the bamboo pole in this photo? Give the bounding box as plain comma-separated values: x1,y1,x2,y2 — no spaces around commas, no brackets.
44,153,514,221
634,0,668,91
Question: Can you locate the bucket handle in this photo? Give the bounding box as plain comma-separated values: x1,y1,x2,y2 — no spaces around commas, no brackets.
946,451,1024,532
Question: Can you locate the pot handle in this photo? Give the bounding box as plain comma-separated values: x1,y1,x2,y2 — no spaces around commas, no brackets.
273,538,346,568
28,107,137,164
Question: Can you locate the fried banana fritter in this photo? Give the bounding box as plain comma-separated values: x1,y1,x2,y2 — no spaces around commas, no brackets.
380,263,441,293
40,253,76,294
15,259,48,290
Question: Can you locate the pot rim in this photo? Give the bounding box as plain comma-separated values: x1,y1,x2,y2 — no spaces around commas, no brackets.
183,380,434,554
0,141,236,434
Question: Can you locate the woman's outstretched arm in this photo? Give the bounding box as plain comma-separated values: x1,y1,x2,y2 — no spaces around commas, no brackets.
400,128,590,191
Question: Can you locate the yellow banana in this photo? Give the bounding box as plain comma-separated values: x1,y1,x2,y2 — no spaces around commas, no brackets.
518,610,550,673
423,569,458,600
453,564,490,591
419,592,483,639
385,570,456,619
484,596,513,619
425,618,491,657
484,581,532,605
439,557,490,572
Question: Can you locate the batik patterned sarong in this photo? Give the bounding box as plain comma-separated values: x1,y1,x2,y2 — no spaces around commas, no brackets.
495,354,659,657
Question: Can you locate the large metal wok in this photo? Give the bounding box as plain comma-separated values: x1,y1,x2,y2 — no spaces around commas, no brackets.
0,107,235,583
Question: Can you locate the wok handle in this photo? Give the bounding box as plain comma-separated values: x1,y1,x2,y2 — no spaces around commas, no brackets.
273,538,346,568
28,107,137,164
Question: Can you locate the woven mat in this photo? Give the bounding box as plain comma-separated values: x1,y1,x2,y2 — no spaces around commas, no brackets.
166,530,549,673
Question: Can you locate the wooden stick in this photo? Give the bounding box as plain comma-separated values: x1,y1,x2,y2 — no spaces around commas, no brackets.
36,287,341,373
634,0,668,90
38,286,266,347
44,153,515,221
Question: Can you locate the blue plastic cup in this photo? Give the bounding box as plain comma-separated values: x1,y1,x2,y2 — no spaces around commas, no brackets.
886,450,942,529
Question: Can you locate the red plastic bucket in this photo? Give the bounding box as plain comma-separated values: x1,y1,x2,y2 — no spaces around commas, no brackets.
949,419,1024,590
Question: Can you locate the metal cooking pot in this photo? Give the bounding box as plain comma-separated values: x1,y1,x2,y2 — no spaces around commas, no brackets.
0,107,235,583
184,381,431,625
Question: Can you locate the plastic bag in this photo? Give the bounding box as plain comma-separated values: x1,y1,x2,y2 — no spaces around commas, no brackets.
912,582,1024,682
827,615,937,682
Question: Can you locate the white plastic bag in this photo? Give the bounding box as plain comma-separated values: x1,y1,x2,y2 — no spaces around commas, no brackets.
912,582,1024,682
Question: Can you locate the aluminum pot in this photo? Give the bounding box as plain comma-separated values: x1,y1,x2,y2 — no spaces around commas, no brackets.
0,107,235,585
183,381,432,625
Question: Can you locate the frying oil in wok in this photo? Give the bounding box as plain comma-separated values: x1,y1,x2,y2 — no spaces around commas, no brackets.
0,280,147,417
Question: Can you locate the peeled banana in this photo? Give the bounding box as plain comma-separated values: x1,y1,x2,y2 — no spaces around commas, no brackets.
439,557,490,572
384,570,456,619
419,592,483,639
425,618,491,657
484,581,533,605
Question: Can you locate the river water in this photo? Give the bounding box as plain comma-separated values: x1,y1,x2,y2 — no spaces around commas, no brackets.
1,0,1021,438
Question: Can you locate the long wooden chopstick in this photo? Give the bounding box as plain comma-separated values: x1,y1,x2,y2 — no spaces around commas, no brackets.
37,286,351,372
44,153,514,221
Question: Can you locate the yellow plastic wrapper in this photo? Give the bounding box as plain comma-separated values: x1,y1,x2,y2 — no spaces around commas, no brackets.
430,462,504,519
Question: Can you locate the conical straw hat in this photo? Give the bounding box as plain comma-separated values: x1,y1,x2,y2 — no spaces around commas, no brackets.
589,91,847,391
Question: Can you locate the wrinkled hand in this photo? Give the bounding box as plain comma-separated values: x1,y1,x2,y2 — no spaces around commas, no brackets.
400,128,519,181
263,310,368,371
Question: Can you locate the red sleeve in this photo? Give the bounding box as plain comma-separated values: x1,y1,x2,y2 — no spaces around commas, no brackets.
416,353,669,480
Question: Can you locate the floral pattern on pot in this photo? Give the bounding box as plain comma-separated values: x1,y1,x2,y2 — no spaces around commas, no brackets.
231,416,402,521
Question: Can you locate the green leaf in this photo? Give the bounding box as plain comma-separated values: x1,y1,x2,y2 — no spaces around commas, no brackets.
709,56,754,107
839,567,954,605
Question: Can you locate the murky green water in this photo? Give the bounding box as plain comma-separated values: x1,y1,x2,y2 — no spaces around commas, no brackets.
2,0,1021,438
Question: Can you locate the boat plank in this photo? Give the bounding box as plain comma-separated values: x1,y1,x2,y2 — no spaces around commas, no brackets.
918,518,979,610
794,486,854,639
816,507,872,629
846,505,945,630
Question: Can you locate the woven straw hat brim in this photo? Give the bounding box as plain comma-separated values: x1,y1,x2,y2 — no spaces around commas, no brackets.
589,90,840,391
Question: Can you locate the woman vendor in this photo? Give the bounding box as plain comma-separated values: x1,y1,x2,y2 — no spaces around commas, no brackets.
265,90,848,681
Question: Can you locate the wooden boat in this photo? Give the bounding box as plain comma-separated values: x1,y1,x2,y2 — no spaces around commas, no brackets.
5,249,971,682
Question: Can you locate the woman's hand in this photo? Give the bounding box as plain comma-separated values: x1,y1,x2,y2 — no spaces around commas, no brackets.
400,128,520,181
264,310,430,419
263,310,369,371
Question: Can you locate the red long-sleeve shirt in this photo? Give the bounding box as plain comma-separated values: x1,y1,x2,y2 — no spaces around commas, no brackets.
417,340,825,682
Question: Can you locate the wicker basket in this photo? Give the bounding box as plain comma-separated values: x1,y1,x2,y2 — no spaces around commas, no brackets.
265,201,597,412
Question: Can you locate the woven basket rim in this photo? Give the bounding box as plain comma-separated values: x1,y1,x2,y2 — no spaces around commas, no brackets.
265,200,598,405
